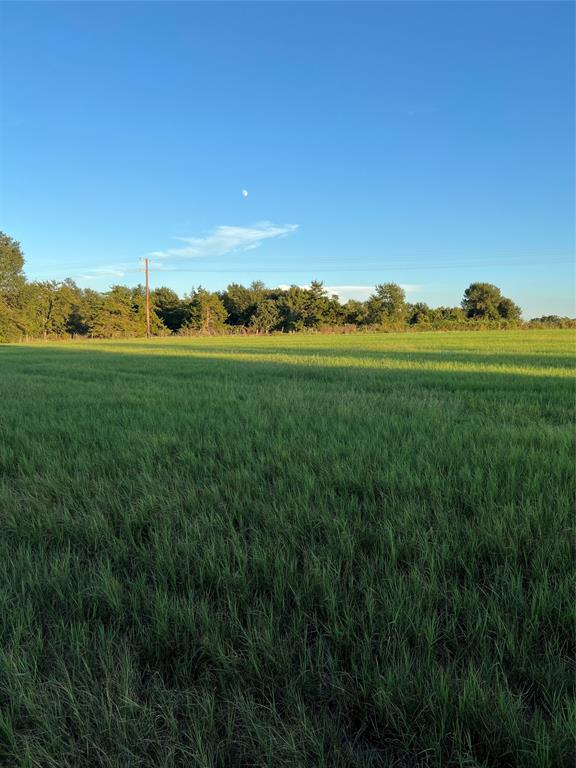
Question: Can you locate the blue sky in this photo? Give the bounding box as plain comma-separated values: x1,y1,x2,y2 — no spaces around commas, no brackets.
0,1,574,317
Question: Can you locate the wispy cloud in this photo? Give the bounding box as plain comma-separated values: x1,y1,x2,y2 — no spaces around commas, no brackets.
325,285,374,300
77,222,298,283
150,222,299,261
277,284,423,302
278,284,375,301
79,266,127,280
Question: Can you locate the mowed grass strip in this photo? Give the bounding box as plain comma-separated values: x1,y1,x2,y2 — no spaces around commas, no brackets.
0,330,574,767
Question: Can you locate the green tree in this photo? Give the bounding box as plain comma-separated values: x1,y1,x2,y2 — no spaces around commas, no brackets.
278,286,307,331
343,299,369,325
529,315,573,326
184,287,228,333
151,287,188,332
434,306,467,323
23,281,78,339
276,282,341,330
367,283,407,324
0,233,27,341
250,299,280,333
1,282,49,340
0,232,25,294
304,281,332,327
130,285,168,336
87,285,135,338
63,281,88,336
0,293,25,341
462,283,520,321
221,283,258,325
497,296,522,321
72,289,104,337
462,282,501,319
222,282,264,326
407,302,432,325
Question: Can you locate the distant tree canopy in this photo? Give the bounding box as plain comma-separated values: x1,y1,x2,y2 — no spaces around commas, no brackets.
367,283,407,324
0,232,25,294
250,299,281,334
184,287,228,333
1,231,572,342
151,287,188,332
222,282,265,326
462,282,521,321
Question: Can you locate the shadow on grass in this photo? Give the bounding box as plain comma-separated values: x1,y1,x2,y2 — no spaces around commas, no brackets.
4,339,574,372
0,341,573,768
1,345,574,394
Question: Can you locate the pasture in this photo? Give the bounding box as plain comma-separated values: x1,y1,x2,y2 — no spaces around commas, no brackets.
0,330,574,767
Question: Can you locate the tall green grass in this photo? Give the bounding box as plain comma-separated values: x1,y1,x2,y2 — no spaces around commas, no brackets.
0,330,574,767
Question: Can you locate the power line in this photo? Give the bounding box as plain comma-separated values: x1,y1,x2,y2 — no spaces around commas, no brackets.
125,259,573,274
34,258,573,275
32,252,573,269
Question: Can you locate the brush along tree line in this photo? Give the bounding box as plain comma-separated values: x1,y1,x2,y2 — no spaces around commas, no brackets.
0,232,573,341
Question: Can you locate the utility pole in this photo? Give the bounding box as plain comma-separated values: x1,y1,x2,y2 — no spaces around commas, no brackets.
145,257,151,339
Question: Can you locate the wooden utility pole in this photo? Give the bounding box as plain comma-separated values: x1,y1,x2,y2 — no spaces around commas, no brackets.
145,257,151,338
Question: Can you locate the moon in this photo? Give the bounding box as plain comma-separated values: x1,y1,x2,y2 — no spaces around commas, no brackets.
242,189,249,198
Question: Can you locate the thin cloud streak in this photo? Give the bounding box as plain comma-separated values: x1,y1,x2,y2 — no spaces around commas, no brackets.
79,267,127,280
277,283,423,302
150,222,299,261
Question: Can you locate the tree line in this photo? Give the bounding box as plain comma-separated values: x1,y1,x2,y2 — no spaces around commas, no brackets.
0,232,573,341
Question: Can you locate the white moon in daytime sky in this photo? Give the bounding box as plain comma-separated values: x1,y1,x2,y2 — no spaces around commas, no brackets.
242,189,249,198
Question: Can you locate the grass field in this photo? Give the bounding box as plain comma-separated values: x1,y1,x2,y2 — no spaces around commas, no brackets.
0,329,574,767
